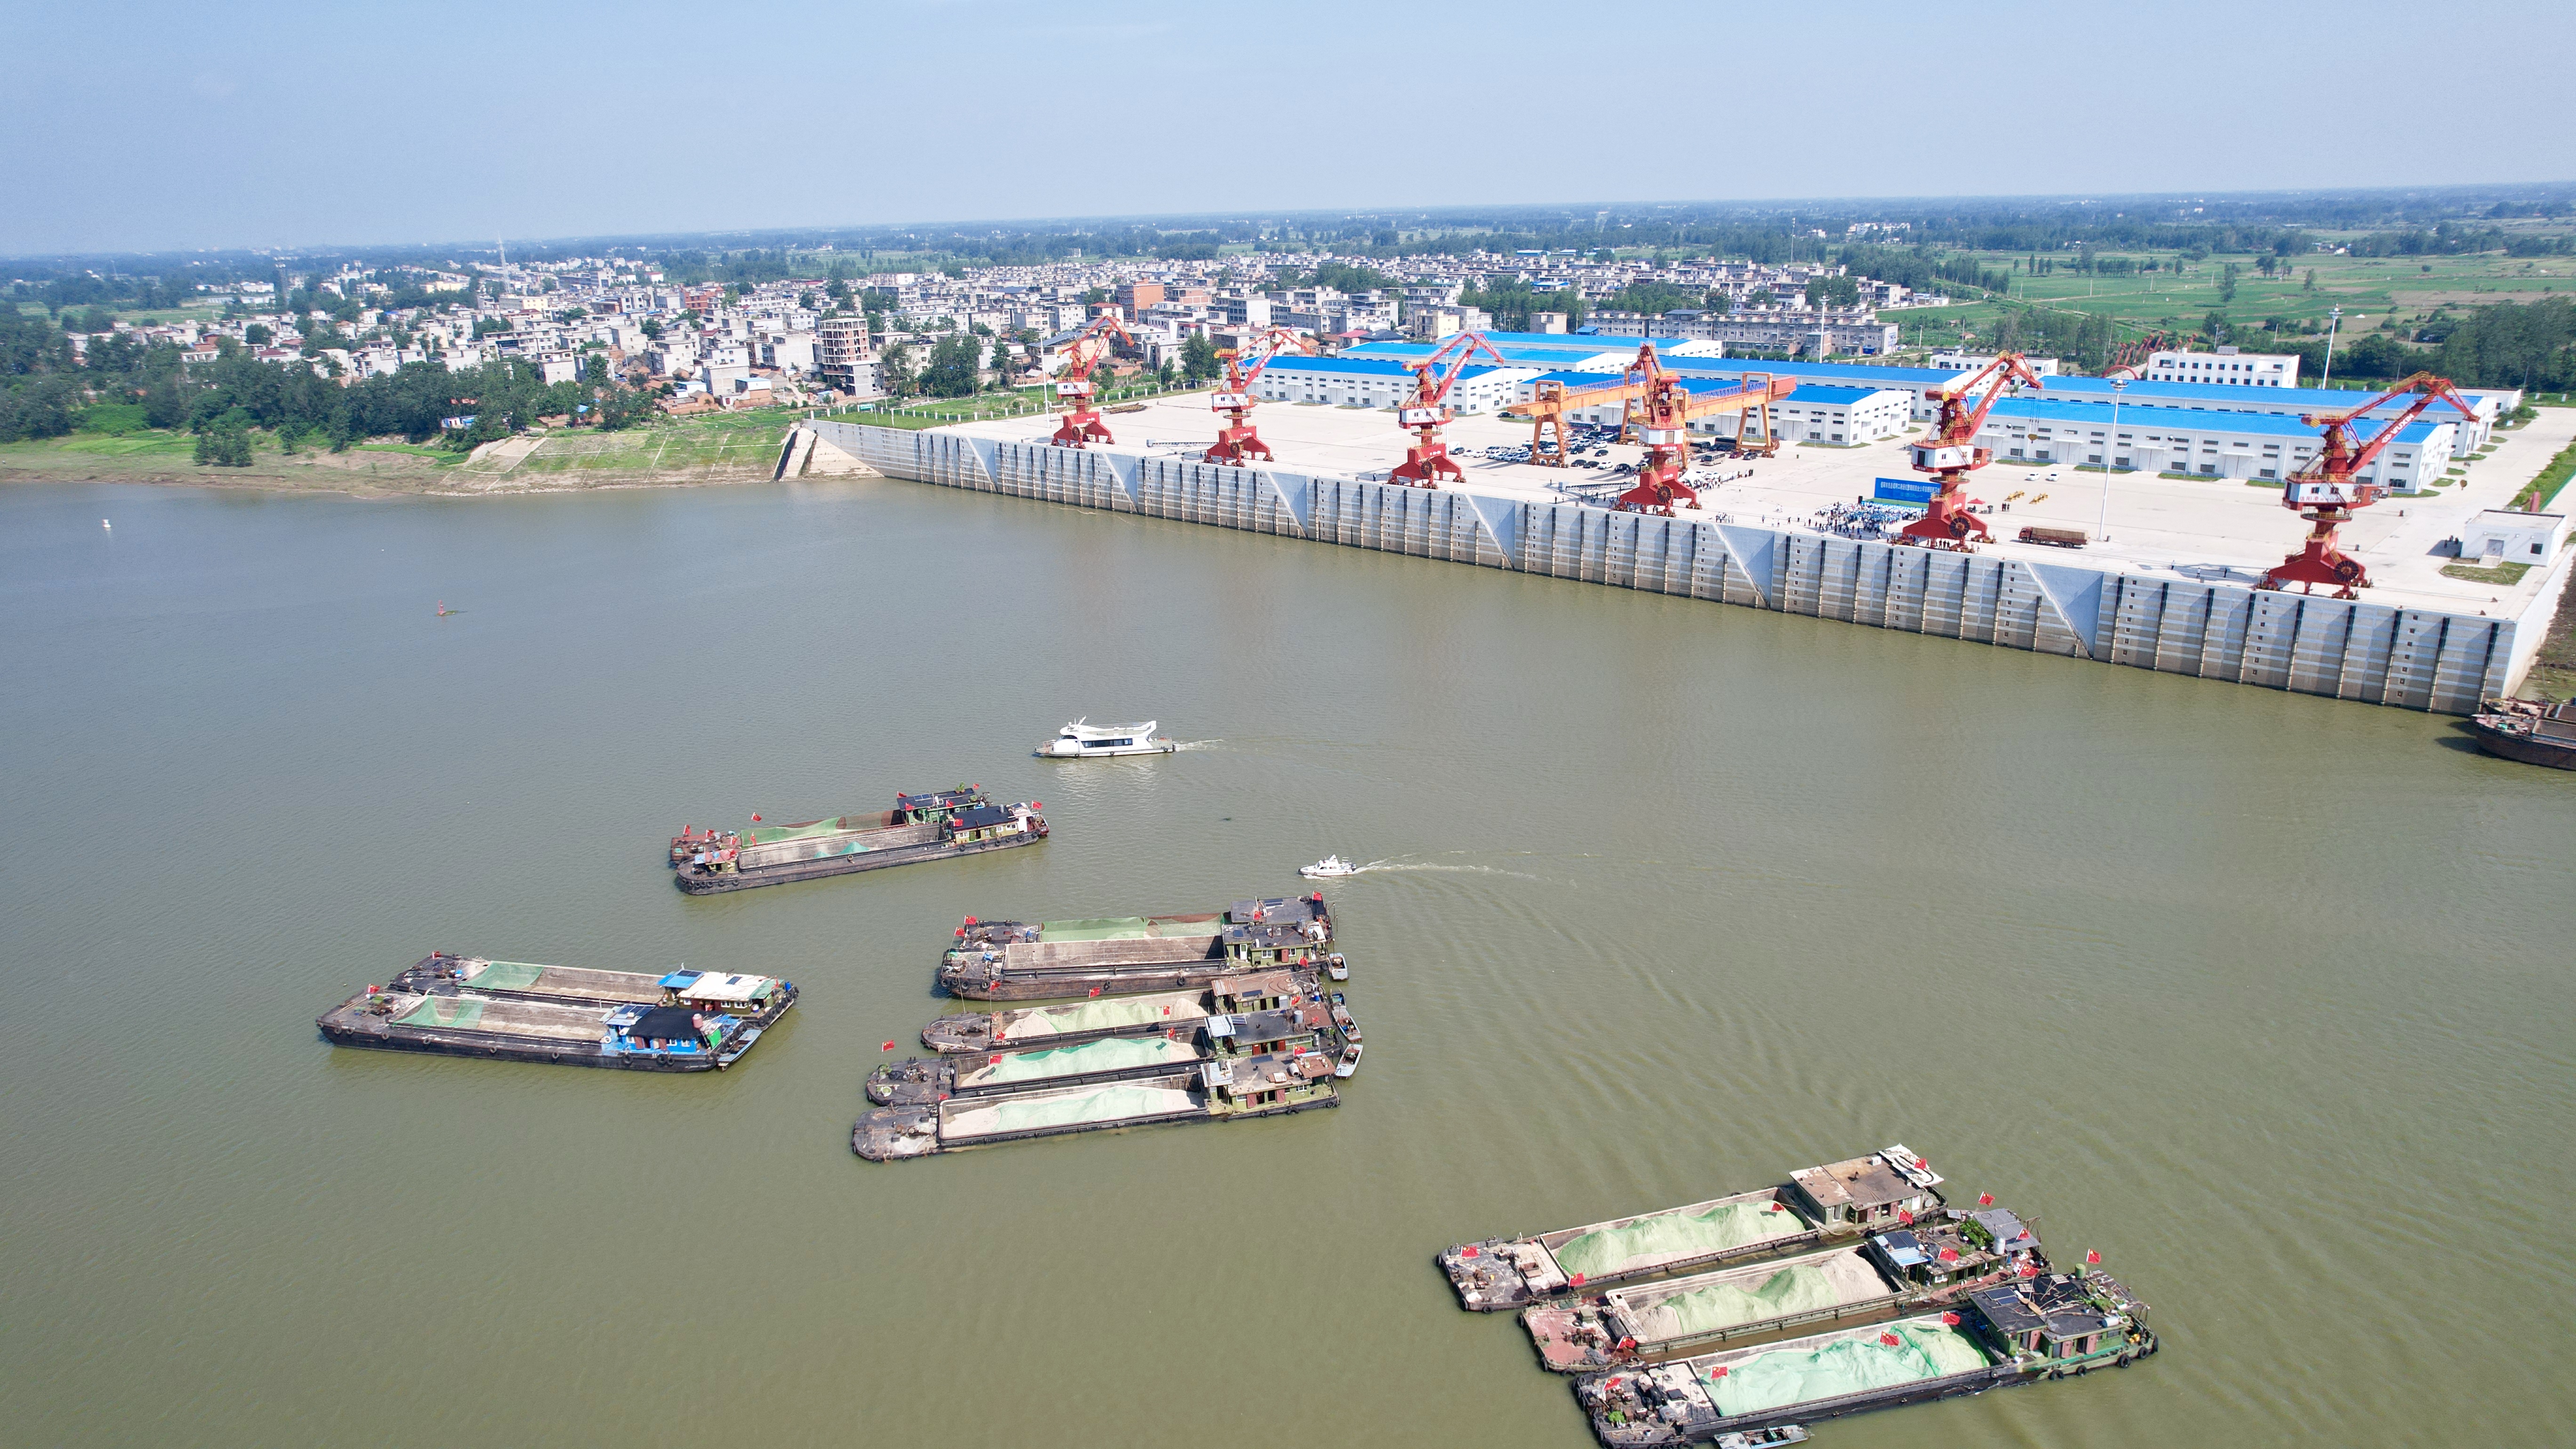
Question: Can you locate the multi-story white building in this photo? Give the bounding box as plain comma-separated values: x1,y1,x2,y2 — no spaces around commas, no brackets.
816,317,879,396
1930,350,2062,376
2139,345,2299,387
1251,356,1538,414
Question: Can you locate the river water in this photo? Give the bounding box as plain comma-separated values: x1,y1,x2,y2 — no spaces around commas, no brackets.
4,477,2570,1448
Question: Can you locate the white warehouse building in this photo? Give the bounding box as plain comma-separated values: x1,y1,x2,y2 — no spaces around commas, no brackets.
2138,346,2300,387
1976,396,2455,491
1252,356,1540,414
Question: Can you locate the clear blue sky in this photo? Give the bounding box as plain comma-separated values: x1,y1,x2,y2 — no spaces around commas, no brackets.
4,0,2569,256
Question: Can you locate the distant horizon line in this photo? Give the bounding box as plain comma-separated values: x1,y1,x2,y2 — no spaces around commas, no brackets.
10,179,2576,266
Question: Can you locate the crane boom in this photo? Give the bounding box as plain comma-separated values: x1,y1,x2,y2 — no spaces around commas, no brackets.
1204,326,1316,465
1502,344,1795,513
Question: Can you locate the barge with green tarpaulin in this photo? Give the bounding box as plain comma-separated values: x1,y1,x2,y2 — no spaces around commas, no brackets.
1572,1271,2155,1444
316,952,796,1071
1523,1204,2039,1371
852,1046,1338,1160
917,966,1337,1052
670,787,1045,894
1440,1148,1946,1312
934,895,1339,1000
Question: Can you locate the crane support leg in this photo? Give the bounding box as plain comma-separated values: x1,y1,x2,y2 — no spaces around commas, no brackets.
2259,511,2368,598
1204,421,1272,466
1392,440,1461,488
1894,480,1989,548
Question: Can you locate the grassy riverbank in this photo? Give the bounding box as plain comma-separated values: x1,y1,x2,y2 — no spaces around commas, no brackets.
0,408,801,495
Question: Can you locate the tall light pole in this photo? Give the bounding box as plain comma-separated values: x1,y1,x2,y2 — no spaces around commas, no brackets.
2100,377,2125,544
2319,305,2342,389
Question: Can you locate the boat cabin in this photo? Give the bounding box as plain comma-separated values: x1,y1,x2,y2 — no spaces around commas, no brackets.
894,788,989,823
1967,1274,2134,1361
658,970,783,1009
1203,1006,1320,1056
1865,1217,2004,1288
1789,1145,1946,1229
605,1004,734,1056
943,804,1028,844
1199,1049,1334,1110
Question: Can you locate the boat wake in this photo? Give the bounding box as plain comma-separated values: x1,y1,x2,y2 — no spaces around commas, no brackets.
1336,858,1546,882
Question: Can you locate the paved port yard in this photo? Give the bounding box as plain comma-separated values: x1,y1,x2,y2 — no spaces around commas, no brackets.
936,391,2576,621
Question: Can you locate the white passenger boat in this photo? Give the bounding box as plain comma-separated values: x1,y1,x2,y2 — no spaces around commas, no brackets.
1299,855,1360,879
1036,718,1177,758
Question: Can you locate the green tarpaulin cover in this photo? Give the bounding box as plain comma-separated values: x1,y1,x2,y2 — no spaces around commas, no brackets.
1015,997,1179,1035
1037,917,1154,942
742,816,857,846
1703,1321,1990,1418
1553,1201,1801,1280
395,998,485,1030
1648,1264,1847,1337
468,961,546,990
954,1083,1193,1135
969,1035,1192,1086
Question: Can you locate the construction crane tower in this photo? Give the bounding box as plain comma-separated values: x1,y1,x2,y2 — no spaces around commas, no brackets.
2259,371,2480,598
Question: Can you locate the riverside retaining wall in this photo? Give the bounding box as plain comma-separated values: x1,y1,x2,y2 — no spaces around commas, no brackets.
805,419,2536,714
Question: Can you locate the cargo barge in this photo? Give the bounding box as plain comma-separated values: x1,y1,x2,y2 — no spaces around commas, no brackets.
934,895,1339,1000
918,966,1330,1052
2466,696,2576,769
870,989,1348,1104
316,955,796,1071
670,788,1046,894
1572,1272,2155,1445
1441,1148,1945,1312
853,1046,1338,1159
1523,1205,2039,1371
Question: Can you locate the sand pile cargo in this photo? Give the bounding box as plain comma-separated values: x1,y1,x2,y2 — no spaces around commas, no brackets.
316,952,797,1072
670,787,1046,894
935,895,1339,1000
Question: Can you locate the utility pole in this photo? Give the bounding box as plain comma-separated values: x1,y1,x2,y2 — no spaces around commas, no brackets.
2100,378,2125,544
2319,305,2341,389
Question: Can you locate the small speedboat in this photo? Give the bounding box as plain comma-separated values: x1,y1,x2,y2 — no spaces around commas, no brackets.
1324,952,1348,982
1037,718,1177,758
1335,1043,1363,1079
1299,855,1359,879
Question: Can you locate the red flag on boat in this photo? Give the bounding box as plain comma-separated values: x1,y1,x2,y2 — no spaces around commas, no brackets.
1029,802,1040,810
1460,1246,1479,1259
1569,1273,1586,1287
989,1055,1001,1065
1768,1201,1783,1212
2085,1249,2102,1264
751,814,761,822
1977,1193,1994,1207
1087,987,1101,997
1709,1366,1727,1378
965,916,978,925
1938,1247,1959,1262
881,1041,895,1051
2020,1262,2040,1278
1880,1332,1901,1347
1941,1312,1962,1327
1899,1209,1915,1226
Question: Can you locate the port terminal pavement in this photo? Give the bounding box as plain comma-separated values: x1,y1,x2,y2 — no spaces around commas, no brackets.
795,393,2576,714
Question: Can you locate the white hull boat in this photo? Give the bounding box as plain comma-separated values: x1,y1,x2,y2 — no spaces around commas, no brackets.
1299,855,1360,879
1037,718,1177,758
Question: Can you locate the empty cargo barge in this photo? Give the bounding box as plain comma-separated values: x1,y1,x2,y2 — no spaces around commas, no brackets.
1523,1204,2040,1371
1441,1147,1945,1312
316,953,796,1071
877,984,1355,1104
935,895,1337,1000
1573,1272,2155,1444
671,787,1045,894
853,1047,1338,1159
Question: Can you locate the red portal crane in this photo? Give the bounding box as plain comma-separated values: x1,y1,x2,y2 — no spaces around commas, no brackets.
1898,352,2046,548
1391,332,1512,488
2259,371,2480,598
1204,327,1317,466
1048,314,1137,448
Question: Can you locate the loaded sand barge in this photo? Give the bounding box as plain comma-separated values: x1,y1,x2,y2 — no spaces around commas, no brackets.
935,895,1338,1000
672,788,1045,894
880,976,1353,1103
1572,1272,2154,1445
853,1046,1338,1159
1441,1148,1945,1312
316,953,796,1071
918,967,1330,1053
1523,1205,2039,1371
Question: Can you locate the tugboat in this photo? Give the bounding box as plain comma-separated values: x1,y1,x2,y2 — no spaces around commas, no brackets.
2466,697,2576,769
1037,718,1178,758
670,787,1046,894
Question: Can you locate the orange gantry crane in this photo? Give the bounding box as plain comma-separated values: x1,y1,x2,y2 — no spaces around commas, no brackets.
1896,351,2046,548
1204,326,1318,465
1048,313,1138,448
1391,331,1512,488
1503,343,1796,515
2259,371,2480,598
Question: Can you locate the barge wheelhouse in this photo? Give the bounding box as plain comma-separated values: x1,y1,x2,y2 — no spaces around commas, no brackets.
934,895,1338,1001
316,954,796,1072
670,788,1046,895
853,1046,1339,1160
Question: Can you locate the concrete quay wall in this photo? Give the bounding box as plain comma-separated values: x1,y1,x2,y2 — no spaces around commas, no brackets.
807,420,2527,714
